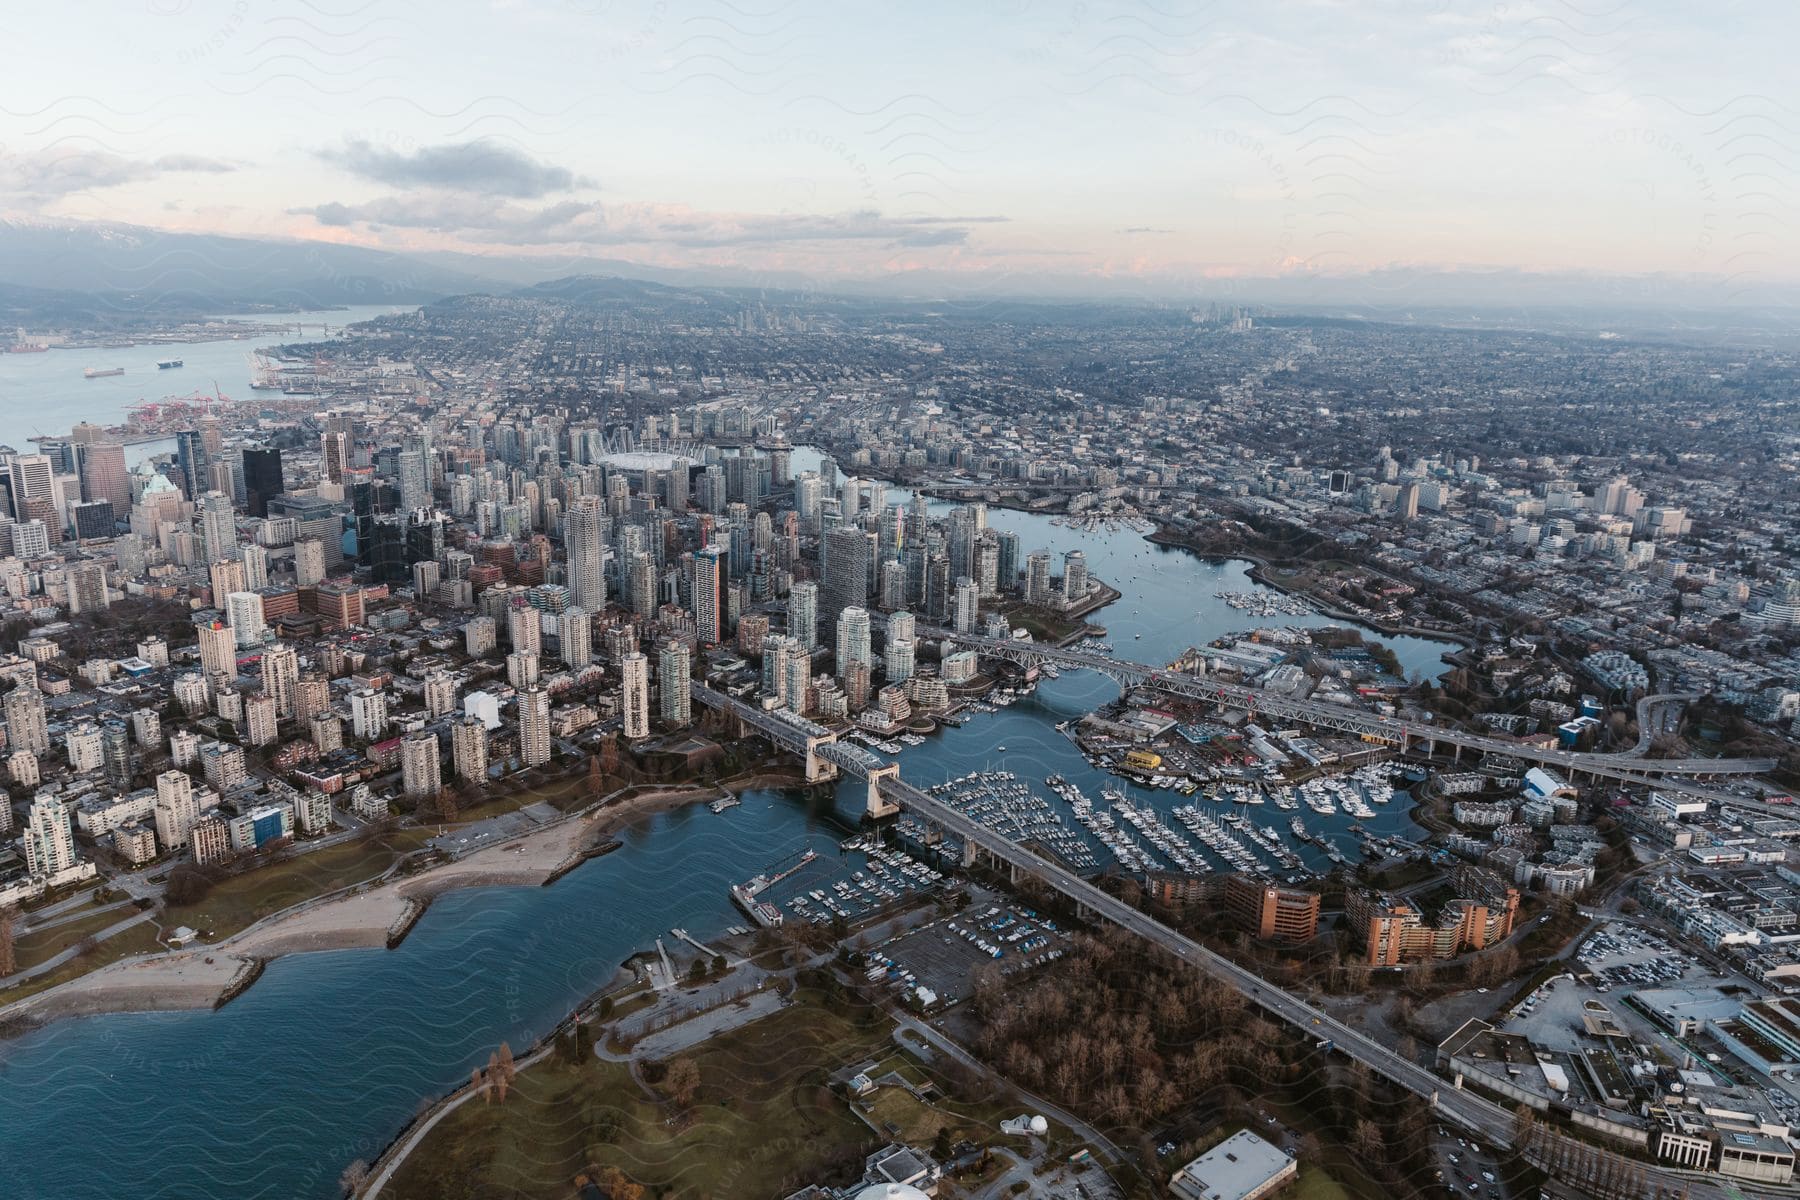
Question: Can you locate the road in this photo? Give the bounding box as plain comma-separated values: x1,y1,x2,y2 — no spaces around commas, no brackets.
1,910,159,986
696,683,1766,1200
893,1013,1131,1174
918,628,1774,780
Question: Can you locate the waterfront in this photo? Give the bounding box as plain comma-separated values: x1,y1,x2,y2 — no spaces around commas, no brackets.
0,461,1456,1199
0,306,413,458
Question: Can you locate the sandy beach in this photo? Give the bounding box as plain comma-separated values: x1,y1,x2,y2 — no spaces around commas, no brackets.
0,782,731,1031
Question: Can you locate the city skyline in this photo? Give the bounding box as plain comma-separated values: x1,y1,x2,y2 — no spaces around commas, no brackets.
2,2,1796,304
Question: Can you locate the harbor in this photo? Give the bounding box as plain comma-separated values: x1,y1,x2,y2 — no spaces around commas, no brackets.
0,458,1457,1200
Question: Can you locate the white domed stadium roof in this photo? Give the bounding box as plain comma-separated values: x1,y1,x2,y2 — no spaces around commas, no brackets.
598,450,691,473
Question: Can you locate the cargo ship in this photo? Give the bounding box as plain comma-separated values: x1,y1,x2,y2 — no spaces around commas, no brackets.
157,358,183,370
83,367,125,379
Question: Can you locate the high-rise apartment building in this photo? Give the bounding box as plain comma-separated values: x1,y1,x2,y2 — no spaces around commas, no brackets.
3,686,48,755
424,669,457,717
658,639,691,725
787,580,818,649
197,620,237,681
836,606,871,676
452,715,489,781
621,652,650,739
401,730,442,797
518,685,552,766
822,525,869,634
22,791,77,876
260,642,299,719
559,606,592,667
692,543,726,644
564,498,607,613
225,591,266,648
350,688,387,740
154,769,200,852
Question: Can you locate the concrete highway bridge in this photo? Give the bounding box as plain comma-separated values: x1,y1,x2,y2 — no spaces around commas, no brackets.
921,627,1776,781
689,680,1748,1199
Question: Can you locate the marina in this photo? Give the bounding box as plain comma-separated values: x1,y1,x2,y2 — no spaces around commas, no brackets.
0,453,1455,1200
1212,589,1315,617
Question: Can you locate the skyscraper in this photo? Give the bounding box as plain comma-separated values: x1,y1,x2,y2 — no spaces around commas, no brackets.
23,790,77,876
396,449,428,512
658,639,692,725
242,447,284,519
77,442,130,514
559,606,592,667
260,642,300,719
564,498,608,613
320,430,350,485
836,606,872,676
350,688,387,740
225,591,267,648
621,652,650,739
519,685,552,766
154,769,200,851
3,689,50,757
245,693,278,746
293,537,327,587
424,668,457,717
67,561,109,614
175,430,209,500
823,524,869,633
196,620,237,681
787,580,818,649
452,715,488,781
198,490,235,563
692,543,726,644
506,601,542,657
1061,550,1089,606
953,577,980,632
1024,552,1052,605
885,610,917,683
100,718,133,789
401,730,442,797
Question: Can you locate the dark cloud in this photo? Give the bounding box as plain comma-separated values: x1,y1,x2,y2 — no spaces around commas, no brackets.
292,197,1000,251
0,150,232,202
319,139,591,199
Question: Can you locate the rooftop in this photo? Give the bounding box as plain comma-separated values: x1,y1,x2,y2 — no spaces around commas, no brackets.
1169,1129,1295,1200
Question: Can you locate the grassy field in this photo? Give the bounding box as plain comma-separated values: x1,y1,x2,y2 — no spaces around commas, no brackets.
11,907,140,973
0,922,167,1006
387,990,893,1200
162,829,435,942
1293,1165,1353,1200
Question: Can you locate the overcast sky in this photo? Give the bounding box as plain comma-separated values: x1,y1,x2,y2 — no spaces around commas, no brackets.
2,0,1795,301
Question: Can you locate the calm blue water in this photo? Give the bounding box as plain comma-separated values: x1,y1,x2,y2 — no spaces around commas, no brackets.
0,451,1457,1199
0,306,413,456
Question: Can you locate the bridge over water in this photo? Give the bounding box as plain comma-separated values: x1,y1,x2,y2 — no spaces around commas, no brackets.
688,680,1746,1197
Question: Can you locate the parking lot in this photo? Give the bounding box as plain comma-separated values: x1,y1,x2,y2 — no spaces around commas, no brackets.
1500,922,1727,1055
866,888,1070,1009
1578,924,1707,990
1495,970,1590,1052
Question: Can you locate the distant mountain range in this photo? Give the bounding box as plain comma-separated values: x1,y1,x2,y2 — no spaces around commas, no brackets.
0,217,495,315
1,216,1795,339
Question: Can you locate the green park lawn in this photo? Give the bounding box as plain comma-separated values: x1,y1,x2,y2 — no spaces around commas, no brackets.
162,828,434,941
387,989,892,1200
